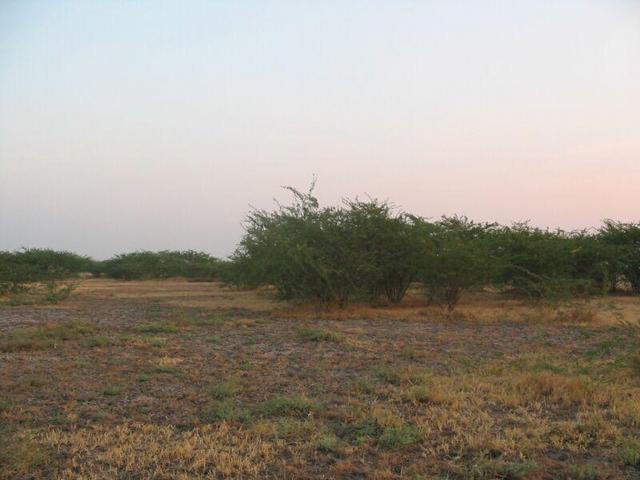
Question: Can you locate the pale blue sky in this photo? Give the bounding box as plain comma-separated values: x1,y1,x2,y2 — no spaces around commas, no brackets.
1,1,639,258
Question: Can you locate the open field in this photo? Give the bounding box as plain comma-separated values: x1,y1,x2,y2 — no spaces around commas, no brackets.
1,279,640,479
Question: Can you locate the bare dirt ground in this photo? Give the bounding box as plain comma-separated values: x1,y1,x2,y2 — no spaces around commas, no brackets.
1,279,639,479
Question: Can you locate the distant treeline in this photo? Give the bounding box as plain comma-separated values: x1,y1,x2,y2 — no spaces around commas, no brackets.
0,249,228,293
2,186,639,308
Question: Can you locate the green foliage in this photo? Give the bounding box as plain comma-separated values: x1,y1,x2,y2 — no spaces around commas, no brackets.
133,322,179,334
200,400,251,423
2,187,638,312
416,216,499,310
490,224,598,301
227,183,640,309
0,248,93,293
231,184,427,305
97,250,223,280
44,280,76,304
231,183,355,305
342,199,424,303
600,220,640,293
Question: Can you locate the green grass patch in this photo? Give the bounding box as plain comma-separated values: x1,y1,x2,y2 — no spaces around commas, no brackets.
259,395,316,417
299,327,341,342
208,379,242,399
133,322,179,334
0,320,95,352
200,400,251,423
618,438,640,466
316,434,341,453
102,386,123,396
176,312,228,327
378,425,422,449
149,365,180,374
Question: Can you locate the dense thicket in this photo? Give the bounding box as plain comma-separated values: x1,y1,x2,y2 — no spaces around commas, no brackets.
2,189,639,309
227,186,640,309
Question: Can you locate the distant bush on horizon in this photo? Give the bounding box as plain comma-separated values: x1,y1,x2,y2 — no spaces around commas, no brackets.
0,248,94,293
95,250,225,281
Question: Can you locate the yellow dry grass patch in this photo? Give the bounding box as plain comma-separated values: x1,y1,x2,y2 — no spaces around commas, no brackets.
42,422,283,479
62,278,640,327
72,279,278,311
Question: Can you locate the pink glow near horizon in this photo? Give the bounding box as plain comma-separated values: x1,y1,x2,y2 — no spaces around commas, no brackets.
1,1,639,258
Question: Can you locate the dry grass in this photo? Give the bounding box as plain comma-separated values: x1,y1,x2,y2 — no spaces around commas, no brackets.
1,279,639,479
42,423,282,479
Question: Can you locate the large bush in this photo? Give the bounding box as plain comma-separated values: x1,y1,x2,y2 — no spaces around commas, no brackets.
232,186,356,305
415,216,499,310
489,225,596,300
600,220,640,293
341,199,424,303
232,187,424,305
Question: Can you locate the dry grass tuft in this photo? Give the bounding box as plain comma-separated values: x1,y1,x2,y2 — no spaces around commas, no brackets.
513,373,591,408
42,423,282,479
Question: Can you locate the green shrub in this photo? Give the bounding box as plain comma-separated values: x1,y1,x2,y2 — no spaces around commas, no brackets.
600,220,640,294
44,280,76,304
489,224,610,301
416,216,499,310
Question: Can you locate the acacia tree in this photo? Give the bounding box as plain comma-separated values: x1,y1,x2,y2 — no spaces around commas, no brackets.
231,184,357,305
231,187,425,306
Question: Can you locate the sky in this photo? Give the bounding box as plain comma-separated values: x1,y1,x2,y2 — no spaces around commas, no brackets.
1,1,639,259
